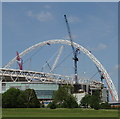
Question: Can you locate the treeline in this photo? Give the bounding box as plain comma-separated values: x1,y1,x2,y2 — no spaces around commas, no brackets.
2,86,112,109
2,88,40,108
47,85,111,110
80,91,111,110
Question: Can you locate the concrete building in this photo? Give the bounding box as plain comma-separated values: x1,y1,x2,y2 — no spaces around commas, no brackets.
101,87,109,102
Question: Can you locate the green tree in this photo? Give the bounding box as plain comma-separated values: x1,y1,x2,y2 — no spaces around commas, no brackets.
52,85,78,108
62,95,78,108
24,89,40,108
80,94,91,108
90,90,101,110
2,88,40,108
53,85,69,104
80,90,101,110
17,90,28,108
2,88,21,108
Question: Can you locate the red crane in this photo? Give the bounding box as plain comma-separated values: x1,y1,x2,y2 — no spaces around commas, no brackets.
16,51,23,70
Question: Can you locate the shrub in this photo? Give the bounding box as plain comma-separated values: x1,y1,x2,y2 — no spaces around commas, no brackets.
47,101,57,109
2,88,40,108
100,102,111,109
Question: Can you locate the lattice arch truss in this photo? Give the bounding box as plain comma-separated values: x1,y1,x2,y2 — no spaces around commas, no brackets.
4,39,118,101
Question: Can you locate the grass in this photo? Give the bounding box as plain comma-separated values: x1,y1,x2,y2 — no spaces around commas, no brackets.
2,108,118,117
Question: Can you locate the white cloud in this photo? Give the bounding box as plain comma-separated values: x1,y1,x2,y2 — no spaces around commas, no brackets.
97,43,107,50
27,11,33,17
114,64,120,70
68,16,81,23
92,43,107,51
44,5,51,9
27,11,54,22
63,34,78,40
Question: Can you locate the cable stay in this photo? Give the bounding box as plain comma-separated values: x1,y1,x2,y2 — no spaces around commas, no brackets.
88,71,99,81
41,46,64,72
87,65,105,83
41,48,59,72
50,45,64,73
53,51,73,71
23,46,43,65
27,58,32,70
46,61,52,72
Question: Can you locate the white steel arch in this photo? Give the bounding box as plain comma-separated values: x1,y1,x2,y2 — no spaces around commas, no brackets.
4,39,118,101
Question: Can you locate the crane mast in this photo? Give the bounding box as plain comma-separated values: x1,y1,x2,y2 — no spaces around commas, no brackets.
64,15,79,85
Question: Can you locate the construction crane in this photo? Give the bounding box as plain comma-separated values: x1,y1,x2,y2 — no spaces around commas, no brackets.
64,15,79,87
96,65,105,82
16,51,23,70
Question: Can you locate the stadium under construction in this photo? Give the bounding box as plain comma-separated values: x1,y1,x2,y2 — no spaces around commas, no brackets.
0,38,119,105
0,16,118,104
0,39,119,105
0,66,109,105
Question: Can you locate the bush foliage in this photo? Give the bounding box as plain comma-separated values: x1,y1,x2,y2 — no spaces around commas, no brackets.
48,85,78,108
2,88,40,108
80,90,111,110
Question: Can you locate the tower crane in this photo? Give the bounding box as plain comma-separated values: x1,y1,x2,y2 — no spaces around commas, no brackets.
64,15,80,90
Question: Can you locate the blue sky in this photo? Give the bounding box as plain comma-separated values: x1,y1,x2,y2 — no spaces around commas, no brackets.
2,2,118,94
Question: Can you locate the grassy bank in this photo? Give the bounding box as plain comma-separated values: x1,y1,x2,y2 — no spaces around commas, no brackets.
2,108,118,117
